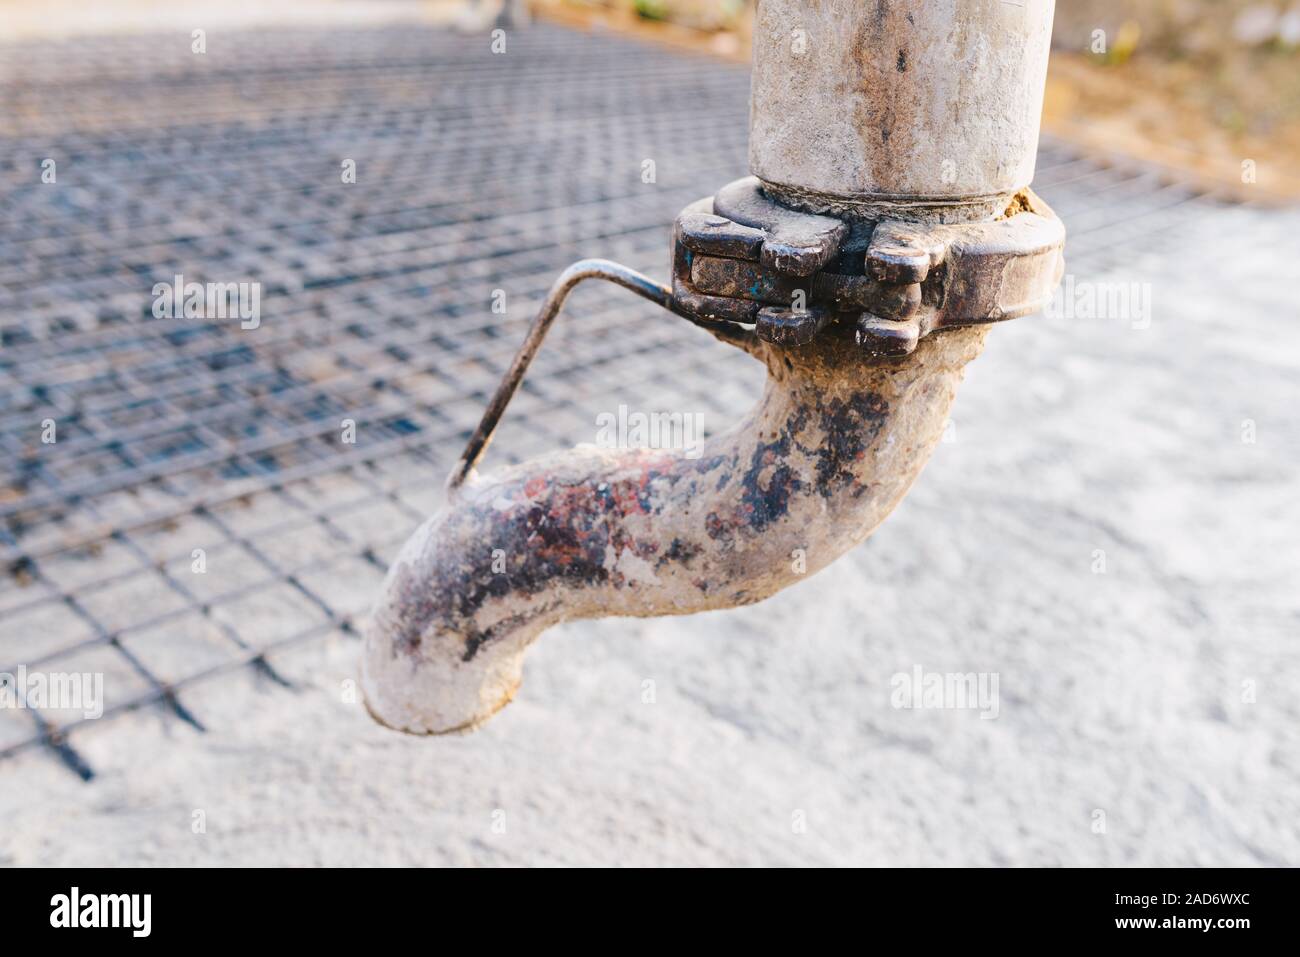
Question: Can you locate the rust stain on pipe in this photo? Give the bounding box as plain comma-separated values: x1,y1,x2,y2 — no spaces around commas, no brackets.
751,0,1057,220
362,324,986,734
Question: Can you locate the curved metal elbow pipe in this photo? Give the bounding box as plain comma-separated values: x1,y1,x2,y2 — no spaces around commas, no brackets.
361,305,988,735
361,0,1062,735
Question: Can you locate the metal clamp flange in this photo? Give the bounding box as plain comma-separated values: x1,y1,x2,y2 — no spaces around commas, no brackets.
671,177,1065,356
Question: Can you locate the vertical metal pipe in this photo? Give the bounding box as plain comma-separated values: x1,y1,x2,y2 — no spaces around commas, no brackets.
750,0,1057,221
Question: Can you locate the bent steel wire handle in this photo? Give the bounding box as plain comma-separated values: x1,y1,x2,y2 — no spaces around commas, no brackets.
447,258,757,492
447,260,670,491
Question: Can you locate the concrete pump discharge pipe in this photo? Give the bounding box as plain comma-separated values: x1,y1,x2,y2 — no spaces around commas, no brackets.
363,0,1064,734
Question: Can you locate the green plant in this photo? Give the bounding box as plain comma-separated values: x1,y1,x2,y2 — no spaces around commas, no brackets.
634,0,670,22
